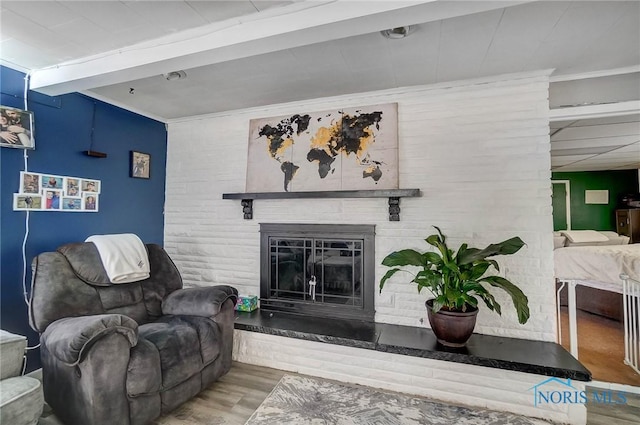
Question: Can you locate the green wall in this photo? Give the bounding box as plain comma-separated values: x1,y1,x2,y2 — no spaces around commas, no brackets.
552,170,638,231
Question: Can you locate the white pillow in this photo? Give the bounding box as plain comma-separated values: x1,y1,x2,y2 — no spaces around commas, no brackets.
553,235,567,249
599,231,621,240
560,230,609,243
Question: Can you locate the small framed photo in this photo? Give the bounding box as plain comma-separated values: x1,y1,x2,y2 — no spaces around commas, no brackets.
83,192,99,212
82,179,100,193
65,177,81,197
20,172,41,194
1,105,35,149
130,151,150,179
43,189,62,210
42,175,63,190
62,197,82,211
13,194,42,210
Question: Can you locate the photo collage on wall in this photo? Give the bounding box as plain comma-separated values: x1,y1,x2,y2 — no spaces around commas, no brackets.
13,171,101,212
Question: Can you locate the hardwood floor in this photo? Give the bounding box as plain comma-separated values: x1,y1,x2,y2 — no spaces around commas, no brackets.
152,362,285,425
152,362,639,425
39,360,639,424
586,390,640,425
559,307,640,387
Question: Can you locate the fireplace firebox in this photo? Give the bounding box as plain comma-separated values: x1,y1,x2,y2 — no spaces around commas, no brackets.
259,223,375,321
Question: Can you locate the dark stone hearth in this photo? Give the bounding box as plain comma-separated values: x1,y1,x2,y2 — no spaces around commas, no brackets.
235,309,591,382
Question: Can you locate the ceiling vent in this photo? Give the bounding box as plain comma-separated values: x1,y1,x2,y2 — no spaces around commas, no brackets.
163,71,187,81
380,26,414,39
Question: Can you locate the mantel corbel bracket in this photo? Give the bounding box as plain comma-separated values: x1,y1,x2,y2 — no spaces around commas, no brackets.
241,199,253,219
388,197,400,221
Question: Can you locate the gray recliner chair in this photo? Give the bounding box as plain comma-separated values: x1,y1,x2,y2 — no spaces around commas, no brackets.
29,242,238,425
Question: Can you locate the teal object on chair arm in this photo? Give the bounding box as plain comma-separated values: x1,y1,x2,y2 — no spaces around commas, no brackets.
29,242,238,425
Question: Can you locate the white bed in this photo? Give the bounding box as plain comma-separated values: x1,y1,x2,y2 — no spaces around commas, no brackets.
554,243,640,360
554,244,640,293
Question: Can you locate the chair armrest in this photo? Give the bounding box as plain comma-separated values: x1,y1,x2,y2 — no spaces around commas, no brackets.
42,314,138,366
162,285,238,317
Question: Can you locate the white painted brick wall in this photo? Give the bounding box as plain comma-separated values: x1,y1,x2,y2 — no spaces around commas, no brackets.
165,71,556,341
233,330,587,425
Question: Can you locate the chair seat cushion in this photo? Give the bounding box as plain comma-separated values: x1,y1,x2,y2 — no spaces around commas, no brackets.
0,376,44,425
132,316,221,393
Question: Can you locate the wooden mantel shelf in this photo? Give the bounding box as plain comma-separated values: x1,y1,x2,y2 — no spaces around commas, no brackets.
222,189,421,221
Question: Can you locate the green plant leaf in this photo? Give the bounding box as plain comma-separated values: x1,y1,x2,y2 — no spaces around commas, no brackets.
481,275,530,324
468,262,491,280
461,293,478,308
425,234,440,247
487,259,500,272
423,252,443,266
414,273,441,297
432,296,446,313
415,269,442,285
433,226,446,243
477,292,501,314
442,257,460,274
461,281,487,294
456,243,468,260
458,237,525,265
379,268,401,292
382,249,425,267
457,247,481,264
426,226,451,261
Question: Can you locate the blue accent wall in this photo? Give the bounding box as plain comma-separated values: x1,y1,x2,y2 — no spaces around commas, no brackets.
1,66,167,370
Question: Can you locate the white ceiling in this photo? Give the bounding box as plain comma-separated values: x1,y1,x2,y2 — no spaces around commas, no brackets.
1,1,639,172
551,114,640,172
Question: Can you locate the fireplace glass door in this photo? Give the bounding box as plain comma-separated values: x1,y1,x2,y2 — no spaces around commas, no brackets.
260,223,375,321
269,237,363,307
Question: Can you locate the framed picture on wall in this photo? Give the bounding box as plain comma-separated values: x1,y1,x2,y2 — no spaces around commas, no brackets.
81,178,100,193
65,177,81,197
43,189,62,210
83,192,99,212
20,172,41,194
13,194,42,210
130,151,150,179
1,105,35,149
62,197,82,211
42,175,63,191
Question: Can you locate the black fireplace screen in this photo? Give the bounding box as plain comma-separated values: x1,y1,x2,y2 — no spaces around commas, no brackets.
260,224,375,321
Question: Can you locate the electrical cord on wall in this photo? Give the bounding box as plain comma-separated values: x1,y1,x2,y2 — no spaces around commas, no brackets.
19,71,40,355
21,71,31,306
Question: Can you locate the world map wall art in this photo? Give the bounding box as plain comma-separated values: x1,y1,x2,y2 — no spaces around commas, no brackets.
246,103,398,192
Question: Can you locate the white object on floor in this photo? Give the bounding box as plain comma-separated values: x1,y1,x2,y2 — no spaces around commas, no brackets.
85,233,150,283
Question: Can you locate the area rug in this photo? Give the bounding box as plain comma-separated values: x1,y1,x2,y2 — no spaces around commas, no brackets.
244,374,551,425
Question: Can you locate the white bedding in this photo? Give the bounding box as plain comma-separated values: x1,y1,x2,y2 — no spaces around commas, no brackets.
554,244,640,293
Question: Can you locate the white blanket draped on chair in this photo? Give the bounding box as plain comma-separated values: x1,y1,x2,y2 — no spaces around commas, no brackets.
85,233,150,283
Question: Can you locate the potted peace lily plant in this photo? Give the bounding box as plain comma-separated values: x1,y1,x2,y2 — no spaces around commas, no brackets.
379,226,530,347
